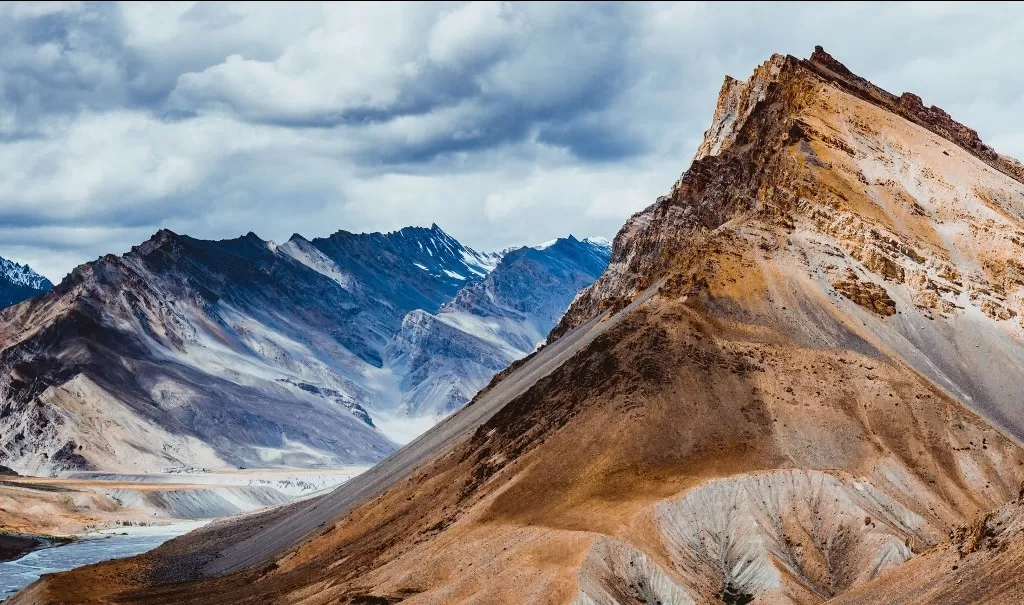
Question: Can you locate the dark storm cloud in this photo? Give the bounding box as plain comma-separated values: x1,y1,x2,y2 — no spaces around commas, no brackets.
0,2,127,136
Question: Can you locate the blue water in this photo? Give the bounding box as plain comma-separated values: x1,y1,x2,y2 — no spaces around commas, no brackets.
1,523,204,599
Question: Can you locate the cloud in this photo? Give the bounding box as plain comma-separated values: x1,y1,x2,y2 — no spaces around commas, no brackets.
0,1,1023,281
427,1,527,68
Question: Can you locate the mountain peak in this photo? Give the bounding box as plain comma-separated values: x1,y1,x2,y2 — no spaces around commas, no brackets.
406,222,453,241
807,44,856,79
694,46,1023,187
0,255,52,308
557,45,1024,340
797,46,1023,183
154,228,180,239
132,228,184,257
532,235,611,255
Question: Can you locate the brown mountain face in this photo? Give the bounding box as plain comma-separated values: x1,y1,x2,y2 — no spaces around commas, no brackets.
14,47,1024,604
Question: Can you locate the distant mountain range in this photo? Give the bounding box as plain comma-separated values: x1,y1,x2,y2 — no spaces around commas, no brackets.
0,256,51,308
0,225,608,474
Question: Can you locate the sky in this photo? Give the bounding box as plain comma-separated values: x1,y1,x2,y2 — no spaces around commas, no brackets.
2,2,1023,281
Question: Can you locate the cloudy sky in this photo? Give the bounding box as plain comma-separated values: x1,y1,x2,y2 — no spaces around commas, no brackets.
2,1,1023,280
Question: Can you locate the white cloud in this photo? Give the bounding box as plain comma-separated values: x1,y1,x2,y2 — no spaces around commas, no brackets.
168,3,437,123
1,1,1024,282
427,2,527,68
6,1,84,20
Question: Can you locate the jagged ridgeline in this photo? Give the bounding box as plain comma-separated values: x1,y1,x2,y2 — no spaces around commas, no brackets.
14,47,1024,605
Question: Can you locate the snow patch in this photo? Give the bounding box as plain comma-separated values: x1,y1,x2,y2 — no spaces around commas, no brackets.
278,238,354,290
460,248,500,274
443,269,466,280
368,411,439,445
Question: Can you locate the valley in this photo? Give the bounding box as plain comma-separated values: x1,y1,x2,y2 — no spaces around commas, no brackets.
0,226,609,597
0,466,369,597
9,45,1023,605
0,467,366,535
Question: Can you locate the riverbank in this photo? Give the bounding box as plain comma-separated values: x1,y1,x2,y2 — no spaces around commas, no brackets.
0,533,74,563
1,468,369,600
1,521,207,599
0,467,367,538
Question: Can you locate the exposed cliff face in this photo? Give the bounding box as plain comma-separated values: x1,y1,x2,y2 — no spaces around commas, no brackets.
554,48,1024,440
15,47,1024,605
802,46,1024,185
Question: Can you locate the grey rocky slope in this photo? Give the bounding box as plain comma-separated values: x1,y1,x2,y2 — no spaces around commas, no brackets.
385,235,611,419
0,225,606,474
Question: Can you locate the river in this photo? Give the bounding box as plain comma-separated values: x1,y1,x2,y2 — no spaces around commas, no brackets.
1,522,206,600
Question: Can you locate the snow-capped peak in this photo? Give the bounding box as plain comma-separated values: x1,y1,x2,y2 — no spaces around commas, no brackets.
0,255,52,290
533,235,610,252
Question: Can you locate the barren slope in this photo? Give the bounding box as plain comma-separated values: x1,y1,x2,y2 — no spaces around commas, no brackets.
828,493,1024,605
15,47,1024,605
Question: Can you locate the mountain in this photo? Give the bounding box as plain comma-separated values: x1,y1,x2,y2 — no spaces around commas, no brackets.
0,224,603,474
277,223,501,367
279,224,501,363
0,256,51,309
385,236,611,421
0,229,399,474
16,47,1024,604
